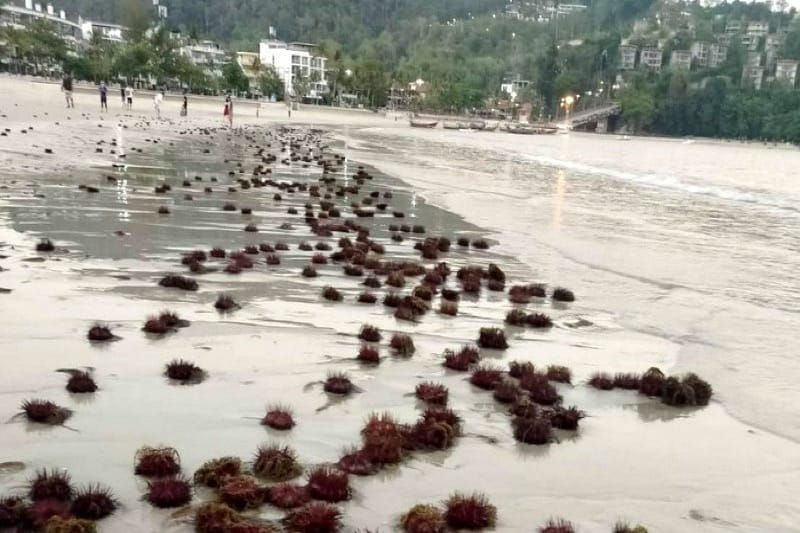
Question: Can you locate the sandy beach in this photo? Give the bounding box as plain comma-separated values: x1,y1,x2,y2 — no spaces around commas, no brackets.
1,75,800,532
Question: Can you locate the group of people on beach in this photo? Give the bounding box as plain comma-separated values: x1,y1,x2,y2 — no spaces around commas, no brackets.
61,74,189,119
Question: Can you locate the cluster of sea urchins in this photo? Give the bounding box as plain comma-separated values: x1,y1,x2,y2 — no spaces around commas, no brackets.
142,310,189,335
0,470,119,530
26,128,711,533
587,367,713,407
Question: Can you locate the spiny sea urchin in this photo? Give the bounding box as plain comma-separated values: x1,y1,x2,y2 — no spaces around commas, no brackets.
146,476,192,508
21,400,72,426
261,405,295,430
253,445,302,481
443,492,497,530
284,501,342,532
134,446,181,477
193,457,242,488
29,470,73,502
69,484,117,520
165,360,206,384
306,466,351,502
415,382,449,405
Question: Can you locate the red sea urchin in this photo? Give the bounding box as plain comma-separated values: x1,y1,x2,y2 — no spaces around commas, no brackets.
613,373,641,390
215,293,240,311
66,371,97,393
285,501,342,532
478,328,508,350
357,292,377,304
415,382,449,405
253,445,302,481
357,345,380,364
193,457,243,488
469,365,504,390
29,470,73,501
322,286,342,302
269,483,310,510
493,379,522,404
306,466,350,502
219,476,267,511
527,313,554,329
588,372,614,390
134,446,181,477
520,373,561,405
401,504,446,533
36,238,56,252
639,367,665,397
358,324,382,342
194,502,244,533
146,476,192,508
21,400,72,426
512,415,553,445
87,323,115,341
159,274,199,291
0,497,26,529
361,413,405,465
324,372,353,395
261,406,295,430
547,406,585,431
143,316,170,335
505,309,528,326
443,492,497,530
390,334,415,357
552,287,575,302
165,359,206,384
69,484,118,520
337,448,379,476
509,361,535,378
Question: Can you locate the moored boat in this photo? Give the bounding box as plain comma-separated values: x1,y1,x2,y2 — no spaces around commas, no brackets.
410,118,438,128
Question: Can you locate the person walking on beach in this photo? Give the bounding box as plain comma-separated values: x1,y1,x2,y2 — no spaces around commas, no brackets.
224,94,233,128
99,82,108,112
154,90,164,119
120,82,126,105
125,86,133,111
61,74,74,108
181,94,188,117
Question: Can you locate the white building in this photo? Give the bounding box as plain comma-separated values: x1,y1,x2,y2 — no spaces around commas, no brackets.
258,39,327,100
640,48,662,70
80,20,126,43
500,77,530,101
670,50,691,69
0,1,81,44
709,43,727,69
690,42,709,67
742,53,763,90
619,45,636,70
181,40,227,76
775,59,798,87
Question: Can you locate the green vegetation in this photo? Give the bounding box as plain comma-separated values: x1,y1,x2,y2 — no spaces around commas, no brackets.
2,0,800,141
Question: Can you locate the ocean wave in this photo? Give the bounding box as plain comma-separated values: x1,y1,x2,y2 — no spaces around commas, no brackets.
519,154,800,216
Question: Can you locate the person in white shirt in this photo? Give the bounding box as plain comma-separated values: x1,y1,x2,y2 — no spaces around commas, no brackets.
125,86,133,110
154,91,164,119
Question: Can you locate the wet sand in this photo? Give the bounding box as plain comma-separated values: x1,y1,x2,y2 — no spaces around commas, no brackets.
1,76,800,532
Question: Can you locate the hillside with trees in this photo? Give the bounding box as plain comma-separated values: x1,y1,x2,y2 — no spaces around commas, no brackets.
3,0,800,141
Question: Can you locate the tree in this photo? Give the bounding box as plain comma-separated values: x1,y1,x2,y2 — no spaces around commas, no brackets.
536,38,560,115
258,65,284,100
620,83,655,133
222,60,249,93
122,0,150,43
